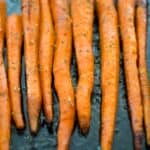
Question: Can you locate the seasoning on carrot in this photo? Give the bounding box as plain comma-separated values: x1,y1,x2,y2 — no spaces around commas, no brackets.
118,0,143,149
71,0,94,134
96,0,120,149
39,0,55,124
6,14,24,129
22,0,42,133
0,0,11,149
136,0,150,145
51,0,75,149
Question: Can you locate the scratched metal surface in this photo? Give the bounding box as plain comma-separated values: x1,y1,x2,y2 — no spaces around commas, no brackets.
6,0,150,150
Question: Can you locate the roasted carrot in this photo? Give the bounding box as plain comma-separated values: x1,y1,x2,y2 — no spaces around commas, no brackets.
39,0,54,124
118,0,143,149
136,0,150,145
0,0,11,149
6,14,24,129
71,0,94,134
96,0,120,149
22,0,42,133
51,0,75,149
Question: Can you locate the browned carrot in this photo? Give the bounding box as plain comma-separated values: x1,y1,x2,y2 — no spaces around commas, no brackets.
6,14,24,129
51,0,75,149
96,0,120,149
22,0,42,133
118,0,143,149
0,0,11,149
39,0,55,124
71,0,94,134
136,0,150,145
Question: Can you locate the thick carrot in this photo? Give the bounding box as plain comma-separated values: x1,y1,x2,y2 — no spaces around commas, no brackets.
96,0,120,149
6,14,24,129
51,0,75,149
71,0,94,134
0,0,11,149
136,0,150,145
22,0,42,133
118,0,143,149
39,0,54,124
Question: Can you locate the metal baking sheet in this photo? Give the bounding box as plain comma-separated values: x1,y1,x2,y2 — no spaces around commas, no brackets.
6,0,150,149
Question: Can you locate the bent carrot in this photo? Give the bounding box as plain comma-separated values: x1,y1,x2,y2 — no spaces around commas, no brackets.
0,0,11,149
39,0,55,124
22,0,42,133
136,0,150,145
118,0,143,149
51,0,75,149
96,0,120,149
71,0,94,134
6,14,24,129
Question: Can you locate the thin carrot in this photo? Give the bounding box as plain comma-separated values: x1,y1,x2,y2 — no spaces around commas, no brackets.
136,0,150,145
118,0,143,149
22,0,42,133
71,0,94,134
6,14,24,129
96,0,120,149
0,0,11,149
51,0,75,149
39,0,55,124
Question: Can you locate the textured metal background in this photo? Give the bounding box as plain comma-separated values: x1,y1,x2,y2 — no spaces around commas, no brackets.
6,0,150,149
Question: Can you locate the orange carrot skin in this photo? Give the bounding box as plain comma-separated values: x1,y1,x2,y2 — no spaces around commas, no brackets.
0,0,11,149
39,0,55,124
71,0,94,134
51,0,75,149
136,0,150,145
96,0,120,149
6,14,24,129
22,0,42,133
118,0,143,149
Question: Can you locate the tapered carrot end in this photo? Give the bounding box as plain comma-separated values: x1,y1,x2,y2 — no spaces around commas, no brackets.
79,119,90,135
134,132,143,150
13,114,25,129
27,97,42,134
29,118,39,134
80,126,89,135
45,117,53,126
16,120,25,130
44,108,53,125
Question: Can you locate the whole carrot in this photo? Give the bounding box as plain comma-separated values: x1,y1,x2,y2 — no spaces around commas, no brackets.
118,0,143,149
51,0,75,149
6,14,24,129
39,0,55,124
96,0,120,149
0,0,11,149
22,0,42,133
71,0,94,134
136,0,150,145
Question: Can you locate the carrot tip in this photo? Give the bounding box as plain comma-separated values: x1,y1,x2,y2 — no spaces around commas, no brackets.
45,119,53,126
14,116,25,130
44,113,53,125
16,123,25,130
79,123,90,135
80,128,89,135
29,120,39,134
134,132,143,150
78,117,90,135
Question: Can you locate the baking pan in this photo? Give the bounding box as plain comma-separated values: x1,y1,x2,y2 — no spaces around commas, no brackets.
6,0,150,149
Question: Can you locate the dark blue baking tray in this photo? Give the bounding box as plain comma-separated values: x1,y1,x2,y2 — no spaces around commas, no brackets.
6,0,150,149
